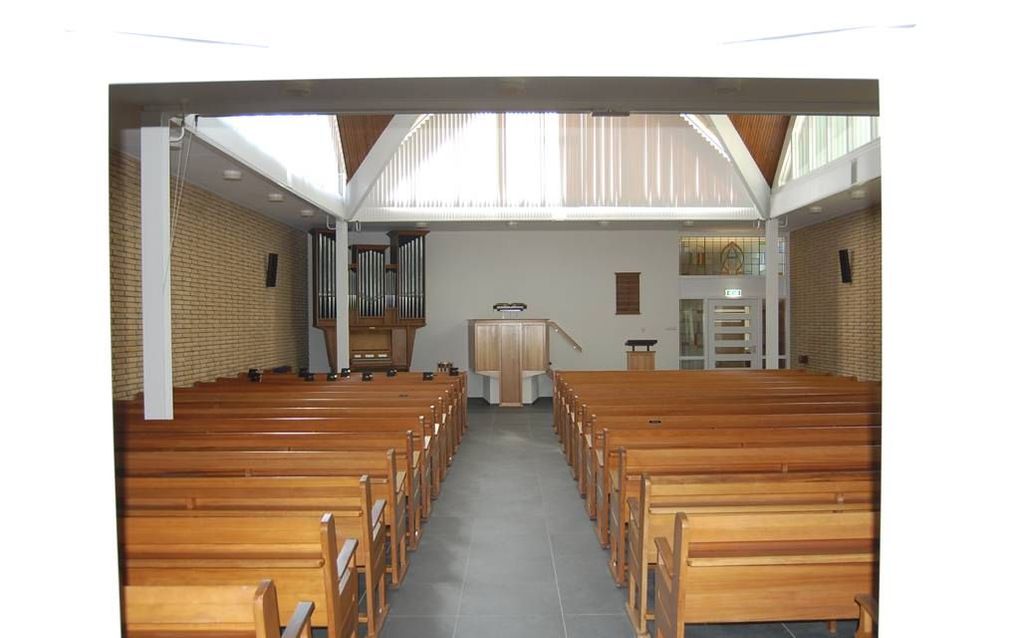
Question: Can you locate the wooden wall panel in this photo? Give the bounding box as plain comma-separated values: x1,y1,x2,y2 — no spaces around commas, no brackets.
472,323,501,372
338,115,395,180
728,114,792,186
498,323,523,405
521,321,548,372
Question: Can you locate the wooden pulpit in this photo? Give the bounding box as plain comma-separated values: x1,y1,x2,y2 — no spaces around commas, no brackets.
468,319,550,406
626,339,657,370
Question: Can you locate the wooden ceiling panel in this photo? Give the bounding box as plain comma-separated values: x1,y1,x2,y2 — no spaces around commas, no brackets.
338,114,394,181
728,114,791,186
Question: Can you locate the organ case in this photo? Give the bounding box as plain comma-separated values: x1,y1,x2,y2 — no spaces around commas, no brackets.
312,229,428,371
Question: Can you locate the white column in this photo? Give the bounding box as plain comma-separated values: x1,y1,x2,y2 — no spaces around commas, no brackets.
335,219,351,370
140,112,173,418
764,218,780,370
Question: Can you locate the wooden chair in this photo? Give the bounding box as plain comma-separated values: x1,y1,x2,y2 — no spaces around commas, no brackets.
121,579,314,638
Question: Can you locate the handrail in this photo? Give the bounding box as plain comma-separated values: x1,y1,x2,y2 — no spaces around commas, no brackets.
548,320,583,353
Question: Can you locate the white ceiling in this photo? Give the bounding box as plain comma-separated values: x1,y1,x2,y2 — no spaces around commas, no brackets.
110,76,881,235
116,127,330,232
781,177,881,232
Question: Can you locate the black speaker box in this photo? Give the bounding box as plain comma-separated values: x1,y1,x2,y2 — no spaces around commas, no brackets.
838,249,852,283
266,253,278,288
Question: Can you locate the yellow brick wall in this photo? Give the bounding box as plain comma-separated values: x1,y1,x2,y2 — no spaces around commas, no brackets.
789,206,881,381
109,151,308,399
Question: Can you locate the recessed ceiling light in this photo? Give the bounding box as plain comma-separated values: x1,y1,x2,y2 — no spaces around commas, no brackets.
267,193,284,202
598,221,610,227
682,220,695,226
506,221,518,227
222,169,242,181
850,189,867,200
809,205,823,213
299,208,315,218
415,221,428,228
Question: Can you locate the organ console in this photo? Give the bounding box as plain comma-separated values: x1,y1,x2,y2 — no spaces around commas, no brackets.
312,229,429,372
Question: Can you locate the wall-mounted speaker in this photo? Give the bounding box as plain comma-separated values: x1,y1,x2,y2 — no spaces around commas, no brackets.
838,249,852,284
266,253,279,288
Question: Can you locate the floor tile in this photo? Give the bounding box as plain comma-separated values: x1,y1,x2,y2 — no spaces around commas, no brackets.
784,620,857,638
458,579,562,615
564,613,634,638
380,615,456,638
386,581,463,616
554,553,628,614
454,614,565,638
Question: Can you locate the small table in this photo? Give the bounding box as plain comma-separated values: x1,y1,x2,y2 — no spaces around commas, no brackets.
625,339,657,370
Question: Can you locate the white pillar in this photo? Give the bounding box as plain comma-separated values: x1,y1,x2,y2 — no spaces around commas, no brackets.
335,219,351,370
765,218,780,370
140,112,174,418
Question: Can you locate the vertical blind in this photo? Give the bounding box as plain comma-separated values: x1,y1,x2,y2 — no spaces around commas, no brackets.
359,113,757,221
776,115,879,187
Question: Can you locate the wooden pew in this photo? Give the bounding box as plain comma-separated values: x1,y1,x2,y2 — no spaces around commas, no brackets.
626,471,879,634
120,513,362,638
652,510,877,638
116,429,423,550
552,369,879,454
608,444,881,586
590,425,881,545
117,451,402,589
116,415,442,510
164,369,468,451
567,399,881,482
576,411,881,500
121,580,315,638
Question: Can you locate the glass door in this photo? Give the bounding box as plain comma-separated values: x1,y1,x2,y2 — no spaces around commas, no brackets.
706,298,761,369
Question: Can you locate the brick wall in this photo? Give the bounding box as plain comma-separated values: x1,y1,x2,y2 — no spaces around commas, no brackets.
109,151,308,399
789,206,881,381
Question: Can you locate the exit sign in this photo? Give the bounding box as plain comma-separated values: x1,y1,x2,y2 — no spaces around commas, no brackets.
724,289,743,298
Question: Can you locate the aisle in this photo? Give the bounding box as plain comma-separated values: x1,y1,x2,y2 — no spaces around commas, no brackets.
380,399,857,638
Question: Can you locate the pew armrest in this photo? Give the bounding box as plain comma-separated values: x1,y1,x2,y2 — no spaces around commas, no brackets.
654,537,675,579
626,497,641,525
855,593,878,622
371,499,386,529
338,538,358,573
280,601,315,638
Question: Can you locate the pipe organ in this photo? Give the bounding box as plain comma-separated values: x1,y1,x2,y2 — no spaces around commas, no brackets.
312,229,429,371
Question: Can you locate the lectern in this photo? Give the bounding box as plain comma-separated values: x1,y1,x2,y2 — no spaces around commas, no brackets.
468,319,549,406
625,339,657,370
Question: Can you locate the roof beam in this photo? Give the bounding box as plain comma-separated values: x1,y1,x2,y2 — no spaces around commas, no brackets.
705,114,772,219
345,114,425,220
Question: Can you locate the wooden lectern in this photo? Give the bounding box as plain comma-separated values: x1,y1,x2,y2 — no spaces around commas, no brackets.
625,339,657,370
468,319,549,406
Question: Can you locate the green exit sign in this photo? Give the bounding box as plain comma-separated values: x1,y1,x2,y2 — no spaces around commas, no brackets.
724,289,743,298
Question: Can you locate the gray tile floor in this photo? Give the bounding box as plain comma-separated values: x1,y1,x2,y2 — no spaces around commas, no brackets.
376,399,858,638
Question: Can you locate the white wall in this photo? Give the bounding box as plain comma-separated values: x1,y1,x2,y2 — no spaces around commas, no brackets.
406,228,682,397
307,229,792,383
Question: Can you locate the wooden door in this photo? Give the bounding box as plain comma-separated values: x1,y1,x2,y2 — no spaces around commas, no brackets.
499,323,523,405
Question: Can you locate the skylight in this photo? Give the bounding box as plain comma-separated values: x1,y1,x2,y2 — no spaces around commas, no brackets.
358,113,756,222
202,114,345,202
776,115,879,187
